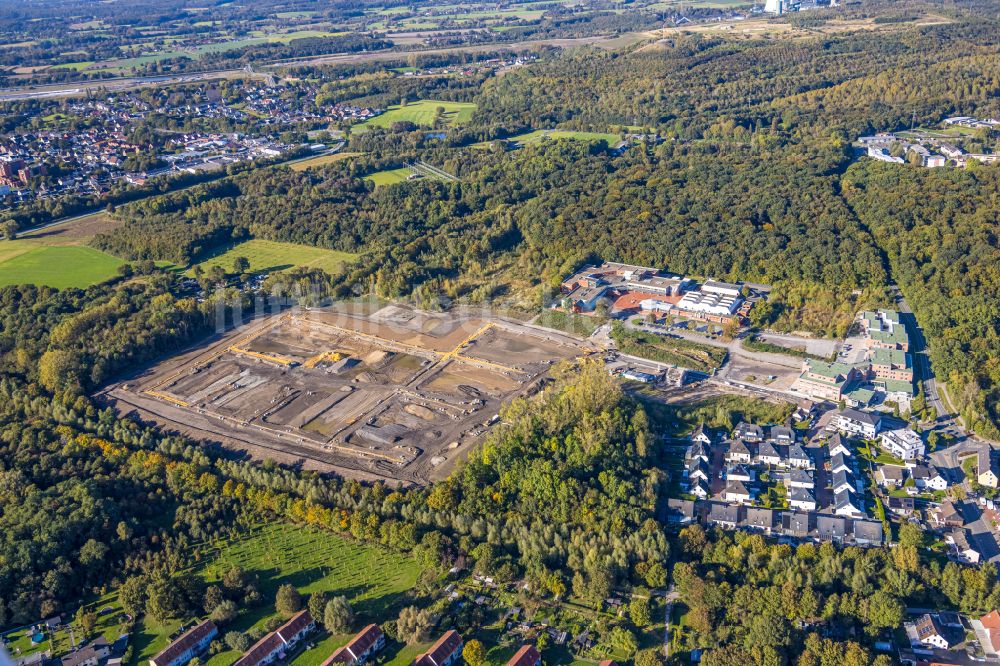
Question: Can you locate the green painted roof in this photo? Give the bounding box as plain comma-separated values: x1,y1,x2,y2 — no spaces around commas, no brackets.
871,347,910,368
847,388,876,404
861,309,909,346
878,378,915,396
804,359,855,384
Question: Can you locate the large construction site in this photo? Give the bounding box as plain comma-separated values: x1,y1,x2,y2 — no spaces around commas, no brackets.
103,303,593,485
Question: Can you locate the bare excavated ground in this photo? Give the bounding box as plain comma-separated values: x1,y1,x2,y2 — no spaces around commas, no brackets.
100,303,594,485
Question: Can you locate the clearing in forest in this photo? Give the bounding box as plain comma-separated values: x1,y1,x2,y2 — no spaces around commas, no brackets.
187,239,358,276
357,100,477,129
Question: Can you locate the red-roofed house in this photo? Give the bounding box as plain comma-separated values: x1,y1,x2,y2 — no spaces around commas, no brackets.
232,611,315,666
321,625,385,666
412,631,463,666
505,645,541,666
150,621,218,666
980,610,1000,656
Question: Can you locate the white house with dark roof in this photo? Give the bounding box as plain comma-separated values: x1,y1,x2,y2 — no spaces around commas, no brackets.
770,425,795,445
708,503,740,528
788,487,817,512
786,469,814,490
726,464,754,483
691,424,713,445
686,457,709,482
827,434,851,457
787,444,811,469
757,441,783,466
726,439,753,464
911,464,948,491
724,480,755,504
734,422,764,443
833,490,864,517
829,452,851,475
833,408,882,439
875,464,907,488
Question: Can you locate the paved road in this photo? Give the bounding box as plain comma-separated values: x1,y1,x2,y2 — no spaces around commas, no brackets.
892,287,950,423
664,584,678,659
0,69,246,101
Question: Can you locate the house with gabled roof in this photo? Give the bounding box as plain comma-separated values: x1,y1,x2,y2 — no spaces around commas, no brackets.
829,451,851,475
886,496,915,517
781,512,812,538
686,440,710,463
787,444,811,469
691,424,713,446
321,625,385,666
833,490,863,518
914,613,960,649
726,464,754,483
788,486,816,512
852,519,883,545
690,480,709,499
708,503,740,528
875,464,907,488
726,439,753,464
734,421,764,443
949,529,981,564
833,408,882,439
724,480,755,504
815,515,847,542
930,499,964,528
978,610,1000,657
742,507,774,533
831,469,855,495
233,611,315,666
686,457,709,482
150,621,218,666
505,646,541,666
911,464,948,491
413,631,463,666
757,441,783,466
770,425,795,445
827,433,851,457
979,446,999,489
666,498,695,524
786,469,814,490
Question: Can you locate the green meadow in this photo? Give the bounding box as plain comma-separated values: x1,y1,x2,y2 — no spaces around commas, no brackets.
358,100,477,129
187,239,358,276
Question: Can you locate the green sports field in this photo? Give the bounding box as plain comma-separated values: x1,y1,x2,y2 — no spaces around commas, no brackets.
358,100,477,129
188,239,357,276
0,240,123,289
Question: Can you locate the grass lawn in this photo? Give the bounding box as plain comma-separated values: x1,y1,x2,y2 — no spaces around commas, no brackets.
289,152,362,171
357,100,477,129
534,309,604,337
129,522,422,666
187,239,357,277
610,323,727,373
0,240,123,289
506,130,620,146
365,167,415,186
2,591,130,662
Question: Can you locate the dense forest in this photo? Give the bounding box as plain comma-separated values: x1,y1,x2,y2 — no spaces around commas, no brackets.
843,161,1000,439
